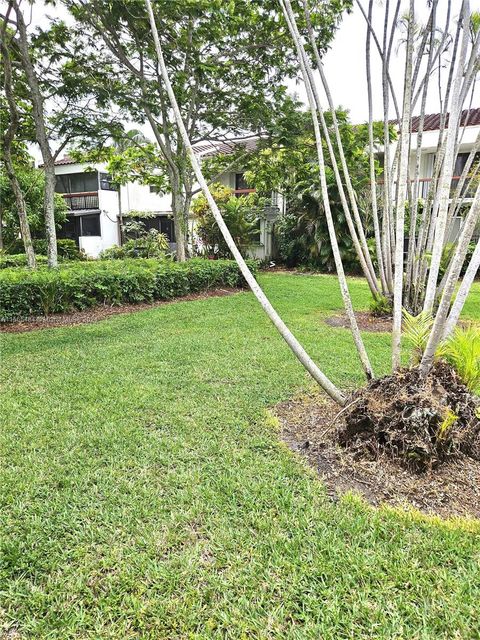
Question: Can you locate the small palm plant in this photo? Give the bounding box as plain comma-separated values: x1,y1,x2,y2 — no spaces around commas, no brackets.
402,310,433,365
437,326,480,395
404,310,480,395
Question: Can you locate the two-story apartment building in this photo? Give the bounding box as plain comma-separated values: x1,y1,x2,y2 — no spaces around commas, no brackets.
53,139,283,259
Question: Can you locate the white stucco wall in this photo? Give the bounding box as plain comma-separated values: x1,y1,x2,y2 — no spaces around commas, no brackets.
120,182,172,214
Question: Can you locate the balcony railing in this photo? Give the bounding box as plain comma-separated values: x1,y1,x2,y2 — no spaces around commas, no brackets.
377,177,479,201
62,191,99,211
233,188,256,197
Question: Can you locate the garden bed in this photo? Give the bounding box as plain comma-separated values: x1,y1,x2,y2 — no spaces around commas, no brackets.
325,311,392,332
277,382,480,519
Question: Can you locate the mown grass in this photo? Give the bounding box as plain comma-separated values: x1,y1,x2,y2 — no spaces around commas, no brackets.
1,273,479,639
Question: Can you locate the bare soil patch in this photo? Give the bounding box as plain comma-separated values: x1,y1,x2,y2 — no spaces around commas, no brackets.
277,374,480,519
325,311,392,332
0,288,241,334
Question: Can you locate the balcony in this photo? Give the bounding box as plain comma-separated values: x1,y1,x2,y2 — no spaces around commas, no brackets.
62,191,99,211
377,176,479,201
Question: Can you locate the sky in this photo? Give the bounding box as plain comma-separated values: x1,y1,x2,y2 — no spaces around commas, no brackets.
322,0,480,122
28,0,480,156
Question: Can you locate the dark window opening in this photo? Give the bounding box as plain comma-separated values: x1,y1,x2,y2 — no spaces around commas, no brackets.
100,173,117,191
80,213,101,236
57,216,77,242
55,171,98,194
127,215,175,242
57,213,100,243
235,172,249,191
149,185,163,195
251,219,261,244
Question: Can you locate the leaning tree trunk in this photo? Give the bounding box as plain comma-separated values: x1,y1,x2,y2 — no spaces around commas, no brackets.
420,181,480,374
422,2,471,312
280,0,374,381
443,236,480,338
13,0,58,268
144,0,346,406
0,26,36,268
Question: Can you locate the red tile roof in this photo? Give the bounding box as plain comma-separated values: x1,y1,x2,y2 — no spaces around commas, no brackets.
410,108,480,132
50,139,259,167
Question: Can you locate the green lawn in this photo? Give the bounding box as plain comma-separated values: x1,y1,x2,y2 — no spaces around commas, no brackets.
1,273,479,639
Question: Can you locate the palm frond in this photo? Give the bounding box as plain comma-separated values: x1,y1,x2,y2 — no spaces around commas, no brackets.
402,309,434,364
438,326,480,395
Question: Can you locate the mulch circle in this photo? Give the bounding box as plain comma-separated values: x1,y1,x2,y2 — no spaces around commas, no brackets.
0,288,241,334
325,311,392,332
276,391,480,519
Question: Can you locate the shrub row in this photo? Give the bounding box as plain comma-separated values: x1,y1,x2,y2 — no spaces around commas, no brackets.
0,254,49,269
0,258,256,322
2,239,85,264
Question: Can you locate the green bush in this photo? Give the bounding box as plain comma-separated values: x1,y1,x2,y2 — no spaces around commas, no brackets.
0,254,49,269
100,230,170,260
3,239,85,261
0,258,256,321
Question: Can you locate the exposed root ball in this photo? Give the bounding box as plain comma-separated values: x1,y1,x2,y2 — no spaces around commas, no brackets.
338,363,480,471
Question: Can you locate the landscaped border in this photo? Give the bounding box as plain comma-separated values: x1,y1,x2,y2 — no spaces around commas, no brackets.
0,258,256,322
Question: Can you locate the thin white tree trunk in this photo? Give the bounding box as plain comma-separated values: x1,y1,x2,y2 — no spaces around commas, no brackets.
144,0,346,405
365,0,388,294
391,0,415,370
301,0,380,296
405,3,437,305
423,1,470,312
281,0,374,380
443,236,480,337
420,181,480,374
1,24,36,269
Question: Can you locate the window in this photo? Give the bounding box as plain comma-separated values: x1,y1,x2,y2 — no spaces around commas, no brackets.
57,216,77,241
79,213,101,236
56,171,98,194
127,215,175,242
149,185,163,195
99,173,117,191
235,173,249,191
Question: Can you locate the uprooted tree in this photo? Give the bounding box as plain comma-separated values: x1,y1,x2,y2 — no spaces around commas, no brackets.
144,0,479,468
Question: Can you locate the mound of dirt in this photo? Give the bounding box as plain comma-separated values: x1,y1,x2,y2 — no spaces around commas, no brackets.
339,363,480,471
277,386,480,519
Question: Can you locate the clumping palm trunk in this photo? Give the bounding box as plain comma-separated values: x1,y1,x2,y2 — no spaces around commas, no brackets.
144,0,347,406
422,3,471,313
443,237,480,338
391,0,414,370
420,182,480,374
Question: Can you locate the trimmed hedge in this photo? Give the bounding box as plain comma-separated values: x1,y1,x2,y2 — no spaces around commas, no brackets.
0,254,49,269
0,258,256,322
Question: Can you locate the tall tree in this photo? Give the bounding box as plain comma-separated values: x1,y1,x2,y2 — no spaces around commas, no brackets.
10,0,58,267
0,1,126,266
0,16,35,267
61,0,349,261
